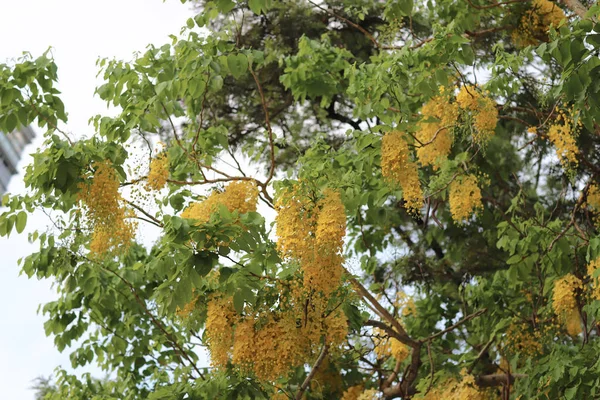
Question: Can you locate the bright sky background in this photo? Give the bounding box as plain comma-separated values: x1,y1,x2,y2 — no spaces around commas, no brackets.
0,1,195,398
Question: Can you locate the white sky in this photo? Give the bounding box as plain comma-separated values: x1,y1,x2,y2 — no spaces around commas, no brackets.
0,1,196,398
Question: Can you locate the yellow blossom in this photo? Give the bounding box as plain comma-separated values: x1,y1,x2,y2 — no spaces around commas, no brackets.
341,385,365,400
381,131,423,213
181,180,258,224
416,93,459,168
548,123,578,168
587,257,600,300
449,174,483,223
205,295,237,368
456,85,498,145
146,152,169,191
552,274,582,315
78,160,137,257
512,0,566,47
357,389,380,400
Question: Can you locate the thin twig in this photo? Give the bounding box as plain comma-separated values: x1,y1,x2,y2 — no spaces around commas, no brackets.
78,253,205,379
423,308,488,342
249,67,276,184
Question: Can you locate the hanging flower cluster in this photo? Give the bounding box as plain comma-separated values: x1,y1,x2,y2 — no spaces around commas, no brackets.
416,88,459,169
449,174,483,223
552,274,583,336
512,0,566,47
381,131,423,214
456,85,498,145
77,160,137,257
181,180,258,224
146,152,169,191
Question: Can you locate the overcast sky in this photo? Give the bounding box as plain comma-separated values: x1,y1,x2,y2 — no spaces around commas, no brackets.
0,1,195,398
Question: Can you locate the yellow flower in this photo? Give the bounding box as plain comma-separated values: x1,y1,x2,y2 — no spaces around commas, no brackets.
205,295,237,368
416,93,459,168
381,131,423,213
449,174,483,224
357,389,380,400
341,385,364,400
78,160,137,257
552,274,582,315
512,0,565,48
181,180,258,224
146,152,169,191
456,85,498,145
548,123,578,167
587,258,600,300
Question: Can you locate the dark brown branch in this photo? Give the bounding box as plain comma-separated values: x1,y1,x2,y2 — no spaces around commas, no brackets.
249,67,276,184
295,344,329,400
563,0,590,19
476,373,526,387
422,308,488,342
348,272,418,348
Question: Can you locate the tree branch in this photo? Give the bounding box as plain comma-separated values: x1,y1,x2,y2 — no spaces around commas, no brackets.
249,66,276,185
295,344,329,400
422,308,488,342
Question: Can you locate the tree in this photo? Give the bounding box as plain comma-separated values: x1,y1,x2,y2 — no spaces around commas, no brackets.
2,0,600,398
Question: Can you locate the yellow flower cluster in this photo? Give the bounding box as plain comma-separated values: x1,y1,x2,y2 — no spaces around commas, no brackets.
232,313,308,381
275,185,346,295
588,184,600,210
552,274,583,335
587,258,600,300
381,131,423,213
341,385,365,400
456,85,498,145
565,310,582,336
449,174,483,224
416,92,459,169
146,152,169,191
205,295,237,367
207,280,348,381
78,161,137,256
394,290,417,317
552,274,582,315
586,184,600,226
372,327,410,362
181,180,258,224
512,0,565,47
274,185,316,259
504,320,544,358
304,189,346,294
416,370,485,400
357,389,380,400
547,124,578,168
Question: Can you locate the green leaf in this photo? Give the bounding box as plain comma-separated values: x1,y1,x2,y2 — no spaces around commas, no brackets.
399,0,413,15
216,0,236,13
15,211,27,234
227,54,248,79
248,0,264,14
189,251,217,277
233,290,245,314
5,113,17,133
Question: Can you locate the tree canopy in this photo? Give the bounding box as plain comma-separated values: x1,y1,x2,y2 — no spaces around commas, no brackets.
3,0,600,398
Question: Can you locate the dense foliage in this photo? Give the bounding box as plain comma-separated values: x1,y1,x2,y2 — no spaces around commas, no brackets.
3,0,600,398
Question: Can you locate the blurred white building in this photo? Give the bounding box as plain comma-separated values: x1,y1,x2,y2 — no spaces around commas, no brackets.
0,126,35,194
